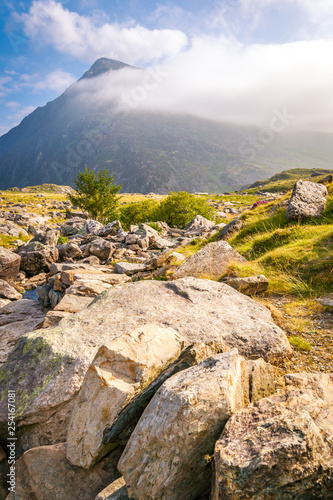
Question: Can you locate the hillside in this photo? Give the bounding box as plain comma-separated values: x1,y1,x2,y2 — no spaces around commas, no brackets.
1,58,333,193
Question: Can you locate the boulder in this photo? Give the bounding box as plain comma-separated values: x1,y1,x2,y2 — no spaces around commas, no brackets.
0,299,45,366
212,372,333,499
53,294,94,313
19,242,59,276
0,278,290,454
42,310,71,329
86,219,104,234
58,242,82,260
66,324,184,468
172,241,246,280
286,180,327,220
0,280,21,300
0,247,21,281
183,215,216,231
31,228,60,246
222,275,269,295
97,221,123,238
114,262,146,275
85,239,115,261
118,349,275,500
8,443,123,500
148,235,174,250
217,219,243,240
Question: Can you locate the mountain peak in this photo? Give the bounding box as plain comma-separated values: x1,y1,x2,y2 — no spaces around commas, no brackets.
79,58,134,80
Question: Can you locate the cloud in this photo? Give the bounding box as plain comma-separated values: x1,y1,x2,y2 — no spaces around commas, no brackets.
71,35,333,132
19,1,188,64
0,76,13,98
7,104,37,123
24,70,76,92
5,101,20,108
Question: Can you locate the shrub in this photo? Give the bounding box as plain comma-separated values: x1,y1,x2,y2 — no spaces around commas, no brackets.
68,168,121,223
157,191,216,228
120,199,160,229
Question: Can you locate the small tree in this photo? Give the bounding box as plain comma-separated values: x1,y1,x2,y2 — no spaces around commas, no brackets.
158,191,216,228
69,168,121,223
120,199,160,229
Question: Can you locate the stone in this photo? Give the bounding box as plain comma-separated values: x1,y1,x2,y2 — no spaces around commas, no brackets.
19,242,59,276
148,235,174,249
0,247,21,281
49,289,63,309
0,299,45,366
0,299,10,309
118,349,275,500
286,180,328,220
97,221,123,238
0,278,290,455
86,219,104,234
172,241,246,280
31,228,60,246
86,239,115,261
10,443,123,500
212,372,333,499
146,251,186,270
217,219,243,240
321,174,333,184
316,293,333,307
95,478,129,500
0,445,8,500
42,310,71,328
66,324,184,468
58,242,82,260
114,262,146,275
53,294,94,313
153,265,178,278
184,215,216,231
0,280,21,300
222,275,269,295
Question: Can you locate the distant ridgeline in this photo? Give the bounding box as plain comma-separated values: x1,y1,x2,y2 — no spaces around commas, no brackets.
1,58,333,194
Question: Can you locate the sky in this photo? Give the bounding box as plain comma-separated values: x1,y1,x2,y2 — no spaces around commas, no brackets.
1,0,333,136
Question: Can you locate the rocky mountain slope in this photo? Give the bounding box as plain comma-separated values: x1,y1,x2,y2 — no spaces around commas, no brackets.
1,58,333,193
0,173,332,499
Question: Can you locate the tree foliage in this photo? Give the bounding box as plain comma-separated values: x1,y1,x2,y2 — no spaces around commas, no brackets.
69,168,121,223
158,191,216,228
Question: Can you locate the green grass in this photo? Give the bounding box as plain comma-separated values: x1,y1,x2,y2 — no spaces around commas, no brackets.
220,184,333,297
246,168,333,194
0,233,30,248
288,336,312,351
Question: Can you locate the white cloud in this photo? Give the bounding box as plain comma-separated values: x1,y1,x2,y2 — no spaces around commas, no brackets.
0,76,13,98
5,101,20,108
71,35,333,132
29,70,76,92
7,104,37,123
19,1,188,64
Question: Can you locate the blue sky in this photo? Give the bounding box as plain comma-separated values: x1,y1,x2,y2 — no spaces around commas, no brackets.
1,0,333,135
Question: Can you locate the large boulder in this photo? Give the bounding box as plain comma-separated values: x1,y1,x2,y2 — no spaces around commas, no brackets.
212,372,333,499
7,443,123,500
172,241,246,280
217,219,243,240
85,238,115,261
30,228,60,246
58,242,82,260
184,215,216,231
221,275,269,295
0,278,290,455
0,299,45,366
66,324,183,468
118,349,275,500
18,242,59,276
0,247,21,281
286,180,327,220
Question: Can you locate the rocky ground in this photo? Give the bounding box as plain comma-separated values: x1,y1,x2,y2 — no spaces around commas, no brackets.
0,182,331,499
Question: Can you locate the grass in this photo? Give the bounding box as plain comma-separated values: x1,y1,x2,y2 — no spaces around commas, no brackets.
0,233,30,248
288,336,312,351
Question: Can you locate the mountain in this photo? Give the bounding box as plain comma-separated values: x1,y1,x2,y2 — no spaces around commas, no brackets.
1,58,333,193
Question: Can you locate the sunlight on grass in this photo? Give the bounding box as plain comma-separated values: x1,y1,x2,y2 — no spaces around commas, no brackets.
288,336,312,351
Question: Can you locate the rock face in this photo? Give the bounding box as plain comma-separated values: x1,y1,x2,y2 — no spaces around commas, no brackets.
172,241,246,280
66,324,184,468
217,219,243,240
286,180,327,220
8,443,123,500
118,349,275,500
212,372,333,500
0,278,290,455
221,275,269,295
0,247,21,281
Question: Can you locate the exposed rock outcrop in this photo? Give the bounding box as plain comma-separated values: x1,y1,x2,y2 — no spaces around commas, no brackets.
286,180,327,220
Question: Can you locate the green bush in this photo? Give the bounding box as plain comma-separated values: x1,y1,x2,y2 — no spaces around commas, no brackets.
120,199,159,229
158,191,216,228
69,168,121,223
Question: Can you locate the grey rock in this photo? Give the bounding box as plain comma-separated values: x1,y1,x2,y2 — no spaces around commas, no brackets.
172,241,246,280
0,280,21,300
97,221,123,237
58,242,82,260
19,242,59,276
85,238,115,261
95,478,130,500
217,219,243,240
286,180,327,220
0,278,290,454
213,372,333,499
183,215,216,231
31,229,60,246
118,349,275,500
114,262,146,275
0,247,21,281
222,275,269,295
